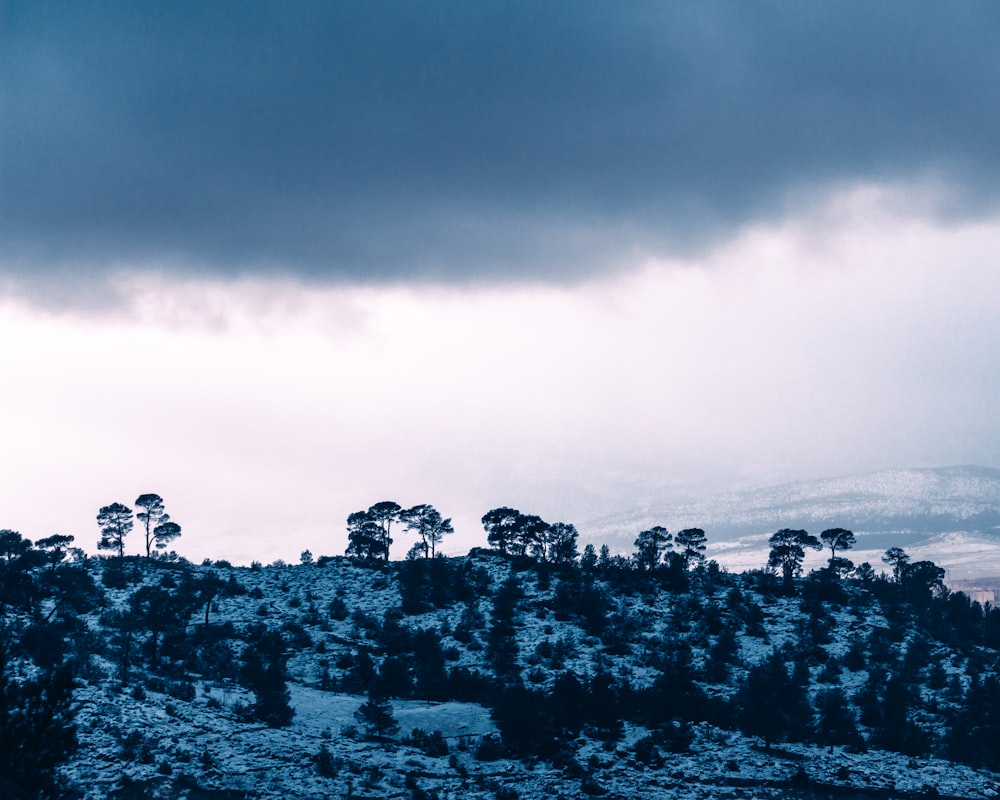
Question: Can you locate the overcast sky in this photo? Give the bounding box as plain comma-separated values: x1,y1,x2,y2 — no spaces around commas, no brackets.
3,2,1000,563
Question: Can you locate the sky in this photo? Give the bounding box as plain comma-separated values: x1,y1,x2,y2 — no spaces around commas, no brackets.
3,2,1000,563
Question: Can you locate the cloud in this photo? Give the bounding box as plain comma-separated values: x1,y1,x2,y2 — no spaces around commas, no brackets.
3,1,1000,299
3,192,1000,562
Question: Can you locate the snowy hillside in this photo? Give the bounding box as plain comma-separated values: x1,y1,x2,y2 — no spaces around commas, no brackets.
4,544,1000,800
582,466,1000,579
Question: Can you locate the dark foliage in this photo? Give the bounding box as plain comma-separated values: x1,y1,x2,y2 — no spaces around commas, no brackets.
0,643,77,799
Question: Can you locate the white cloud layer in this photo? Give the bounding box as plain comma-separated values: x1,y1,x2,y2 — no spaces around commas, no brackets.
2,186,1000,563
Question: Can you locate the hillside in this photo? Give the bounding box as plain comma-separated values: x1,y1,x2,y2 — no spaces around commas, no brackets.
582,466,1000,580
3,538,1000,799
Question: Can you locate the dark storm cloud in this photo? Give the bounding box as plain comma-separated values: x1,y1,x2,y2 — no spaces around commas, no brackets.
3,1,1000,288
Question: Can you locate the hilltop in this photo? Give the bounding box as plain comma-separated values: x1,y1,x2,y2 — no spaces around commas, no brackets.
3,534,1000,799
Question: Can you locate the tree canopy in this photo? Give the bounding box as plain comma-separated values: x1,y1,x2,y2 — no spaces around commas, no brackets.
767,528,821,582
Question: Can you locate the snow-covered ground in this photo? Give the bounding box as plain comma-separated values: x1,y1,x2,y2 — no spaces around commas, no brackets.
32,552,1000,799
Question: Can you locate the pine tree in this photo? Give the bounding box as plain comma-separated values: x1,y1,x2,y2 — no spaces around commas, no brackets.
355,693,399,741
814,688,862,747
241,636,294,728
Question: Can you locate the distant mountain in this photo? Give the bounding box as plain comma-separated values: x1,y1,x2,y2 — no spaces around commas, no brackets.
580,465,1000,580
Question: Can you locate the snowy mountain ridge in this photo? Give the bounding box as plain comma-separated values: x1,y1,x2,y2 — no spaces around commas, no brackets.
585,466,1000,538
581,466,1000,579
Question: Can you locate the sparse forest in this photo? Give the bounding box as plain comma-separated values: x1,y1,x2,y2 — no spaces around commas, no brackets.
1,499,999,798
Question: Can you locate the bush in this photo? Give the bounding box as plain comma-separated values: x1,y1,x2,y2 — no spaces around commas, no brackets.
408,728,449,757
475,734,506,761
315,743,337,778
167,680,196,702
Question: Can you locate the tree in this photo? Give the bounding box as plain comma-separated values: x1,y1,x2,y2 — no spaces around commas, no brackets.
544,522,579,565
827,556,855,579
34,535,74,570
634,526,671,571
345,500,401,561
241,629,294,728
814,687,862,747
0,530,31,565
152,520,181,553
401,504,453,558
367,501,402,559
675,528,708,569
882,547,910,583
345,510,384,560
853,561,877,585
355,692,399,741
482,507,522,555
487,576,522,677
135,493,167,557
766,528,820,582
736,650,809,748
901,560,946,602
129,585,193,665
513,514,549,558
820,528,855,563
96,502,133,558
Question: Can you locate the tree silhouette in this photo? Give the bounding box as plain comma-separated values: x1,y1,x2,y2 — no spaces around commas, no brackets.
346,510,384,560
345,502,402,560
901,560,946,602
820,528,856,563
96,503,133,558
675,528,708,569
767,529,820,582
543,522,579,565
401,504,453,558
367,501,402,557
34,534,75,570
135,494,167,557
482,507,521,555
882,547,910,583
152,520,182,553
512,514,549,557
0,530,32,566
634,526,671,571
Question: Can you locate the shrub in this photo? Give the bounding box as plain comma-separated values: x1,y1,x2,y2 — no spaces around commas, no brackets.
475,734,506,761
408,728,449,757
